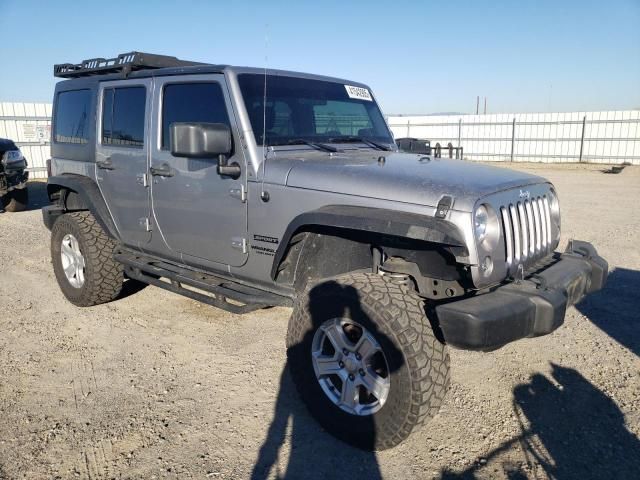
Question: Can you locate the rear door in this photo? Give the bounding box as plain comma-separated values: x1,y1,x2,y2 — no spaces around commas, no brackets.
96,79,152,246
149,75,248,267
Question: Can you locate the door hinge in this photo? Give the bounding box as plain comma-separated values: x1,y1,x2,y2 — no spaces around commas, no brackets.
229,184,246,202
136,172,149,187
231,237,247,254
139,217,151,232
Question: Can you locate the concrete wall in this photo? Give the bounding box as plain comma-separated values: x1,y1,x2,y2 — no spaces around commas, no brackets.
387,110,640,165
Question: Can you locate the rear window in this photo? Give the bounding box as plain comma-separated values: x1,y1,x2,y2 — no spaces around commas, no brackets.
102,86,146,148
54,89,91,144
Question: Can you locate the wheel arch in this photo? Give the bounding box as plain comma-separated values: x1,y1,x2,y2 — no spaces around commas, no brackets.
45,174,119,240
271,206,470,291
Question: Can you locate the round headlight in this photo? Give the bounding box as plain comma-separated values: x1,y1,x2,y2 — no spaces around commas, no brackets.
474,205,489,243
474,204,500,250
2,149,25,165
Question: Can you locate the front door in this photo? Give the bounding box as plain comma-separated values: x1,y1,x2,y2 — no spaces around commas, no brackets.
96,79,152,246
149,75,248,267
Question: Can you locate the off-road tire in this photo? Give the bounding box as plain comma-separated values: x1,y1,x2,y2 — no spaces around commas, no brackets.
286,272,450,450
51,211,123,306
2,188,28,212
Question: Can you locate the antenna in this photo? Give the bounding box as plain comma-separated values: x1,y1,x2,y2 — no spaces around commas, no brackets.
260,24,269,201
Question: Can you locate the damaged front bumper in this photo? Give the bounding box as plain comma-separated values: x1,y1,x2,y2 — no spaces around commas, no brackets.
435,240,608,351
0,169,29,196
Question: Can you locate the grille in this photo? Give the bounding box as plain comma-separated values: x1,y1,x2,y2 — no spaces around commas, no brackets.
500,196,553,272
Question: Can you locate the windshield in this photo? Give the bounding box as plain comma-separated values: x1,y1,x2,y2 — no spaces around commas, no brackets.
238,74,393,147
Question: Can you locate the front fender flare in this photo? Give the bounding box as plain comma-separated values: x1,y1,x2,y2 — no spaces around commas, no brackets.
270,205,469,280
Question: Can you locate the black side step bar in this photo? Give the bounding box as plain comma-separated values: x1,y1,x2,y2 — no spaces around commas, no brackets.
114,250,291,314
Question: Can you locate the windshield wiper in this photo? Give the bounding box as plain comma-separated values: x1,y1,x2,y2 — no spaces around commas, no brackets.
327,136,392,151
285,139,338,152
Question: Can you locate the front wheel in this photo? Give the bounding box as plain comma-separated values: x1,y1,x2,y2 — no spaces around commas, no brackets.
286,273,450,450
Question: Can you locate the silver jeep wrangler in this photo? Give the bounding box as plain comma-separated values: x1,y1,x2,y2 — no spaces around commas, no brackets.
43,52,607,450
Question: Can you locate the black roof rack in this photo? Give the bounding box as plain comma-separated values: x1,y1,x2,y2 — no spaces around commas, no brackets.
54,51,205,79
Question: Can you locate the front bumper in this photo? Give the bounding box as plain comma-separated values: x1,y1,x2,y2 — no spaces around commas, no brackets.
0,169,29,195
435,240,608,351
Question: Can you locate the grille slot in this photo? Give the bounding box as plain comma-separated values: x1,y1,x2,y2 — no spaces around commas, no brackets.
500,195,553,273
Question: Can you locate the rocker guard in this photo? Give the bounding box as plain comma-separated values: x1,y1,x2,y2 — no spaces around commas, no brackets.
434,240,608,351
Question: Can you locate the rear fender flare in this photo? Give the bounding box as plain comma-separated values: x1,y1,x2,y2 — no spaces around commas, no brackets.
46,174,119,240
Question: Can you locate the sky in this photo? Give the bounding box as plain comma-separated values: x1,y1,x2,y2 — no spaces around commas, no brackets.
0,0,638,114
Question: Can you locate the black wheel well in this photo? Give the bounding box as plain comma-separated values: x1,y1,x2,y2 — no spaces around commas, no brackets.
274,225,466,292
46,176,119,240
47,184,85,210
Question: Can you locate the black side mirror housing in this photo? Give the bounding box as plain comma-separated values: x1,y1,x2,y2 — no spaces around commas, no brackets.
169,122,240,177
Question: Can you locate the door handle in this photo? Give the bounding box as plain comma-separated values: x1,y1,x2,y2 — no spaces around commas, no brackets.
149,163,175,177
96,158,115,170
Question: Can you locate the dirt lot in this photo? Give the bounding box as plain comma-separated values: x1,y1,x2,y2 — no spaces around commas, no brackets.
0,164,638,480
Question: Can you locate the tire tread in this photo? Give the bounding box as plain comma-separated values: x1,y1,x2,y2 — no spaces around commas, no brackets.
287,272,450,450
51,211,123,306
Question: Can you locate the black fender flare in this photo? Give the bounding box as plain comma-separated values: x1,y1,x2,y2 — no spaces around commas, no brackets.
44,174,119,240
270,205,470,280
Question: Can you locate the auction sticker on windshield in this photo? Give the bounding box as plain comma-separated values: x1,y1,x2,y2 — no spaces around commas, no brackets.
344,85,373,101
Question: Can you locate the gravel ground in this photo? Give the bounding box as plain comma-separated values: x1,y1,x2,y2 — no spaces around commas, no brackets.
0,164,638,479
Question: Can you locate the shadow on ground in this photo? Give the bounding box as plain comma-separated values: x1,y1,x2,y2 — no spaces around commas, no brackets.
117,278,148,300
250,366,384,480
575,267,640,358
251,281,398,479
440,363,640,479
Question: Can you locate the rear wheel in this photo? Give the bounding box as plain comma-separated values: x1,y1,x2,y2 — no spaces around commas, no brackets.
286,272,450,450
2,188,28,212
51,211,123,306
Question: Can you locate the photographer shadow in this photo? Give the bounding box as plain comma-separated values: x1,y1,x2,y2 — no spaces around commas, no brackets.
251,280,403,480
575,267,640,358
440,363,640,479
250,365,383,480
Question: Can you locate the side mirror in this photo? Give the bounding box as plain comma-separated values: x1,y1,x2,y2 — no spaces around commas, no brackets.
170,122,240,178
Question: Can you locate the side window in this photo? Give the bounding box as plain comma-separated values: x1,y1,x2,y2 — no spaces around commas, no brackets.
102,86,146,148
54,89,91,144
162,83,230,149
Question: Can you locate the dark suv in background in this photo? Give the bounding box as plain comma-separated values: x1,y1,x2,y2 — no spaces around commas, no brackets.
0,138,29,212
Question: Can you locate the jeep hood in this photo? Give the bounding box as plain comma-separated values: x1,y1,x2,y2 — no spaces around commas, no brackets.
277,151,548,212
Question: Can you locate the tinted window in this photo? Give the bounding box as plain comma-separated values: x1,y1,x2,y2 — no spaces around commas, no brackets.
102,86,146,147
238,74,392,146
54,89,91,144
312,101,373,136
162,83,230,149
